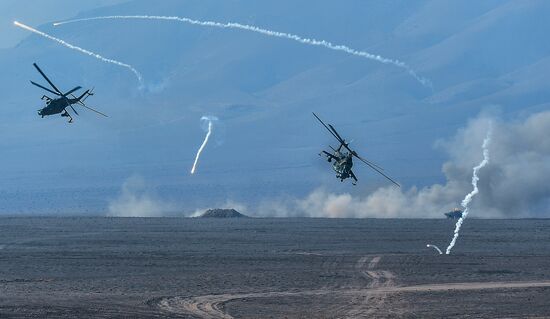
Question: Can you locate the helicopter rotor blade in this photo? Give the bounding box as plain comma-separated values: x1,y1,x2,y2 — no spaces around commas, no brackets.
33,63,62,95
354,154,400,187
327,123,346,144
70,105,79,116
313,112,345,144
30,81,60,96
63,86,82,97
360,157,385,171
348,150,384,171
60,99,78,121
77,103,108,117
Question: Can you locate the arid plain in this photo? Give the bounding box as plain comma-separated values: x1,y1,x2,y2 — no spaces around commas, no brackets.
1,217,549,318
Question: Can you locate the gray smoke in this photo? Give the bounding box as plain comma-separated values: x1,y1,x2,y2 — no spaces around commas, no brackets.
255,111,550,218
53,15,430,87
107,176,172,217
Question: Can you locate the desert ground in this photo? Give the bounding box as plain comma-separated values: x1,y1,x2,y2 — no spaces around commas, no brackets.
0,217,549,318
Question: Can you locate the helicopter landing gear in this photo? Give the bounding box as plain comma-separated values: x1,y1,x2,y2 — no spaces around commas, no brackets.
61,110,73,123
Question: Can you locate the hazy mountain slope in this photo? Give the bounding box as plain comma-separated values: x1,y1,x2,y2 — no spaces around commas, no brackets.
0,0,548,214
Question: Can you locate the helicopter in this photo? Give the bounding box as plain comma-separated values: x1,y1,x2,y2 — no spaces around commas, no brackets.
313,112,400,187
30,63,107,123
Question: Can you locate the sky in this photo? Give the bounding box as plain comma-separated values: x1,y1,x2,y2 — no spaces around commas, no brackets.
0,1,129,49
1,0,549,217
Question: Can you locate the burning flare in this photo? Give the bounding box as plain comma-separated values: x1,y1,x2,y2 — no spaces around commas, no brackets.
190,116,217,174
446,126,492,254
53,15,431,87
14,20,143,86
426,244,443,255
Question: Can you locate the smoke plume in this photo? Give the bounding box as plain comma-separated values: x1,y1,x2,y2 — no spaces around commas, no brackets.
14,20,143,86
53,15,430,87
190,116,218,174
254,111,550,218
446,126,492,254
107,176,171,217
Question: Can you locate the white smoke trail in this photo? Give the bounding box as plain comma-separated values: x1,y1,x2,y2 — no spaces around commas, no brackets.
190,116,217,174
14,21,143,86
426,244,442,255
53,15,431,87
445,126,492,255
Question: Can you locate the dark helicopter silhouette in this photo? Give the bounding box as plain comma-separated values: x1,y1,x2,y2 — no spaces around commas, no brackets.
313,112,400,187
30,63,107,123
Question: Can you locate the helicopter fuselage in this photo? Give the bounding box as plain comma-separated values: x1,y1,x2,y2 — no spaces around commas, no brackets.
38,96,79,117
330,151,354,180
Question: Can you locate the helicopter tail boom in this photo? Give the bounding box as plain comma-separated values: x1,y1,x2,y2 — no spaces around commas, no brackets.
75,89,90,102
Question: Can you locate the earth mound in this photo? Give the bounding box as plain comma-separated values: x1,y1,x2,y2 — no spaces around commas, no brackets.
200,209,249,218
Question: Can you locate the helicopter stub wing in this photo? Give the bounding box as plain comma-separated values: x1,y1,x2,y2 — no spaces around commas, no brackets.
321,150,338,161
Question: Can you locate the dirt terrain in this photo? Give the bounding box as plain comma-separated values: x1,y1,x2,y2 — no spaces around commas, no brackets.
0,217,549,318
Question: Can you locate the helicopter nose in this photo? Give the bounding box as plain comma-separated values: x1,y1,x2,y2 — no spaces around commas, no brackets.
37,109,42,116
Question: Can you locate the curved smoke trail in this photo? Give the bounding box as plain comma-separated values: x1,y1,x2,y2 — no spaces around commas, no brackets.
14,21,143,86
446,126,492,255
53,15,431,87
190,116,217,174
426,244,443,255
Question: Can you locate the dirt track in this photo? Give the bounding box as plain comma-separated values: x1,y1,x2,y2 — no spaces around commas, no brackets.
158,255,550,319
159,280,550,318
2,218,550,318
